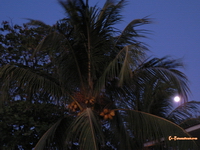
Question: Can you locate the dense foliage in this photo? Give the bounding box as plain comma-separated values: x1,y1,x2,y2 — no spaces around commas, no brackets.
0,101,66,149
0,21,68,149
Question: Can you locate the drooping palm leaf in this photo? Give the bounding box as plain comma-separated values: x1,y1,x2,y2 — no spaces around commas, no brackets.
34,119,62,150
115,17,151,47
179,117,200,129
93,16,151,93
131,78,175,117
133,57,190,101
0,64,62,101
66,108,104,150
97,0,125,28
95,43,146,94
122,109,199,149
34,116,73,150
106,110,136,149
167,101,200,125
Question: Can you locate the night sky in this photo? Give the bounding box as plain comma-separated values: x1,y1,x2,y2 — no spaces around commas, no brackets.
1,0,200,103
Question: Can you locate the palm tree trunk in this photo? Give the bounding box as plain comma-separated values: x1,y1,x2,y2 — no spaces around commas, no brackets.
87,24,93,91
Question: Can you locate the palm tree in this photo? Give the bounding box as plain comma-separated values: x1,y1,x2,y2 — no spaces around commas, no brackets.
0,0,199,149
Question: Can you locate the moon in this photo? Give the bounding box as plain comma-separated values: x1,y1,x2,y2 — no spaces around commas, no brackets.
174,96,181,102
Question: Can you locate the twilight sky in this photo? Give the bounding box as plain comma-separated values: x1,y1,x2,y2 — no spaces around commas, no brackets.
1,0,200,102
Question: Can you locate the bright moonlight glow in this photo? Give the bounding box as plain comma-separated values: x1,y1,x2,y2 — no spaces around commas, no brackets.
174,96,181,102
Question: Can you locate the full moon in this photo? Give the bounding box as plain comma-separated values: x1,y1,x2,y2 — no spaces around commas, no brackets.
174,96,181,102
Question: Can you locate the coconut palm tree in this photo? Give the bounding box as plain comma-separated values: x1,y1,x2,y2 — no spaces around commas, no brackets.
0,0,199,149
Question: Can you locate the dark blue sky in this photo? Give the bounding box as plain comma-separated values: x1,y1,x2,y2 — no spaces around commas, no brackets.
1,0,200,102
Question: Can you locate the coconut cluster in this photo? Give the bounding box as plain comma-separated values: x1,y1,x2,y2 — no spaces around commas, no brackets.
85,97,95,105
68,101,79,112
73,92,95,105
100,109,115,120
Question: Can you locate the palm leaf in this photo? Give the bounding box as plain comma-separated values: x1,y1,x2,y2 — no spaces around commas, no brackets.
134,57,190,101
0,64,62,101
115,18,151,47
34,116,73,150
131,78,174,117
179,117,200,129
34,119,63,150
97,0,125,28
122,109,199,149
95,44,146,94
66,108,104,150
167,101,200,124
106,110,135,149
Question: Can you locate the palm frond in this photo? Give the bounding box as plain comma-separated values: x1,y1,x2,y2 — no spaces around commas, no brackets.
132,78,174,117
107,110,135,149
167,101,200,124
34,119,62,150
0,64,62,101
95,44,146,94
33,31,65,55
97,0,126,28
66,108,104,150
123,109,199,149
134,57,190,101
34,116,73,150
115,18,151,47
179,117,200,129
